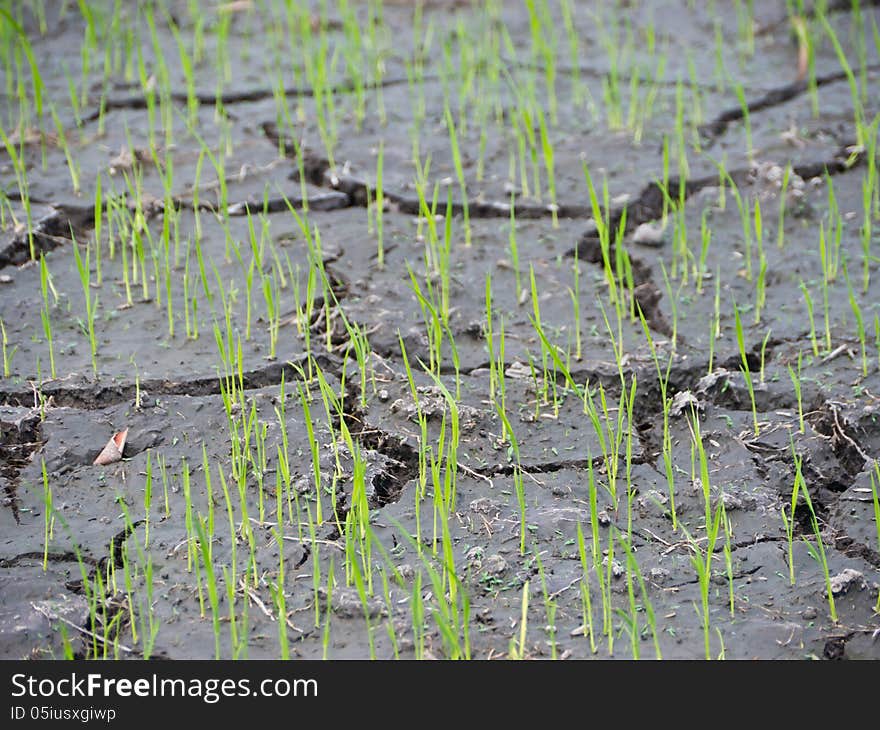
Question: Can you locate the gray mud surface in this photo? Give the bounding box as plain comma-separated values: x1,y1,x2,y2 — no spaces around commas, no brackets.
1,1,879,659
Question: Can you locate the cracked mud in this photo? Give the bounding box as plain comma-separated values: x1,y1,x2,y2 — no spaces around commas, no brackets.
1,1,880,660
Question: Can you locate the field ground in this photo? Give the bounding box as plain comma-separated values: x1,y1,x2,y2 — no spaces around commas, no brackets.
1,0,880,659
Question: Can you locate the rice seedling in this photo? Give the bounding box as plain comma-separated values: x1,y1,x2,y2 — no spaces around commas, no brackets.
0,318,16,377
870,463,880,613
753,198,767,324
788,351,806,434
48,104,79,195
819,184,844,287
71,235,98,375
0,7,44,126
0,122,34,260
734,302,760,436
38,253,56,379
685,51,704,148
845,268,868,377
800,280,821,357
498,409,527,556
708,268,722,374
781,443,805,586
379,575,404,658
524,0,557,122
790,11,818,114
820,11,866,147
799,479,838,624
522,104,544,205
41,458,53,571
583,165,620,311
392,511,471,660
734,0,755,57
531,550,558,659
758,329,772,386
625,28,666,144
861,115,879,292
716,167,753,282
138,556,159,659
673,80,690,183
444,103,471,247
582,452,615,655
682,498,724,660
696,209,713,295
194,516,221,659
115,507,142,648
310,552,333,659
484,273,499,401
777,164,791,250
596,9,625,131
346,443,375,592
660,178,691,285
619,533,662,659
732,80,753,158
508,580,530,659
143,451,153,548
409,568,426,660
818,246,835,355
638,308,677,528
575,522,597,654
689,406,714,527
876,314,880,372
720,504,735,618
536,108,558,227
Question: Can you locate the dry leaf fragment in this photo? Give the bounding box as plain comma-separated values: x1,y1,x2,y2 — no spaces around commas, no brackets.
94,428,128,465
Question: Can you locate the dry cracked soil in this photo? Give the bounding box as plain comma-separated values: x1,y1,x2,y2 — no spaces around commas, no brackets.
1,0,880,660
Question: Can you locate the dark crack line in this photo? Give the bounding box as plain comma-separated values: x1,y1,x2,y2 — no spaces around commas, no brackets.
474,457,592,478
0,188,355,270
0,176,582,276
833,533,880,569
0,204,95,269
699,63,880,142
665,564,763,590
338,378,420,510
0,354,343,409
80,75,435,124
720,534,787,554
499,56,746,91
826,0,880,12
64,521,145,594
819,626,880,660
0,550,99,568
261,121,591,220
0,412,44,525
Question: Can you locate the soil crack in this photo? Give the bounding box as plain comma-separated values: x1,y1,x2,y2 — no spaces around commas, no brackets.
699,63,880,143
261,121,592,220
81,75,429,124
0,354,340,410
0,410,44,524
